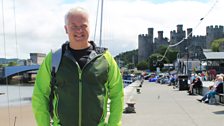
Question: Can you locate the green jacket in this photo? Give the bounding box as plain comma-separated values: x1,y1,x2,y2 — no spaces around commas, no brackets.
32,43,124,126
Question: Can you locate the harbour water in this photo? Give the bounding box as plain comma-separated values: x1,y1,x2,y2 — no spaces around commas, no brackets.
0,81,131,107
0,85,33,107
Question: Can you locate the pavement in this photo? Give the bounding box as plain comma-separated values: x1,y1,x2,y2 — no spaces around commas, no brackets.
122,80,224,126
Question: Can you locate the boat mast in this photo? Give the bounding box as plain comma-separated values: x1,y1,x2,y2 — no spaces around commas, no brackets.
99,0,104,47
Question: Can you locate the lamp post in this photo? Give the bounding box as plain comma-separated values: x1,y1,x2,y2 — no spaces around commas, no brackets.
176,52,180,73
156,56,160,74
185,47,189,75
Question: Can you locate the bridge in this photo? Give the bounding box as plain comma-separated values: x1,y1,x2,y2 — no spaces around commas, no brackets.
0,65,40,78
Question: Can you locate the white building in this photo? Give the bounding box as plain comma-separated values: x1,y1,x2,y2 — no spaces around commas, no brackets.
30,53,46,65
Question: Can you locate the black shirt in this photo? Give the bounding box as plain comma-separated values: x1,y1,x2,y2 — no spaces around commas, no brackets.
68,45,94,69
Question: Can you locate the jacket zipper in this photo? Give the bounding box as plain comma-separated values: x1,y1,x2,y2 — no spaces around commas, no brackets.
65,51,103,126
55,93,59,123
77,65,82,126
77,55,103,126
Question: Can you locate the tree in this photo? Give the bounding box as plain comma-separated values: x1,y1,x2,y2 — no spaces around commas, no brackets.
211,38,224,52
148,53,169,71
167,49,178,63
8,61,17,66
156,61,164,68
114,49,138,66
127,63,135,69
155,45,178,63
136,61,148,70
155,45,167,55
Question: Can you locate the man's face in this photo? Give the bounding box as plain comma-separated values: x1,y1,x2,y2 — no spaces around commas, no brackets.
65,13,90,43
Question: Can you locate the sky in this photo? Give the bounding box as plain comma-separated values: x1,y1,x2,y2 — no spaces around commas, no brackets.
0,0,223,59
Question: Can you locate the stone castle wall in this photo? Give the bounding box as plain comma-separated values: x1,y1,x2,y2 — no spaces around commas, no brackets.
138,25,224,63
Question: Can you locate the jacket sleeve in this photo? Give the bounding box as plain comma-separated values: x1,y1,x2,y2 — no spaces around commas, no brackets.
215,82,223,93
32,52,52,126
105,51,124,126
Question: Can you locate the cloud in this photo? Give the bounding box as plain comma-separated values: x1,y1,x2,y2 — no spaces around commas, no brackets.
0,0,223,59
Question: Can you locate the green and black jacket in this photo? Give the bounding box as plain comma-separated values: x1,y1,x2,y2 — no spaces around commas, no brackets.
32,42,124,126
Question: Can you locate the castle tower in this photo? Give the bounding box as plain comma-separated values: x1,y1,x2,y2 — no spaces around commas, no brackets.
176,24,186,42
206,25,224,48
169,24,186,48
177,24,183,33
170,30,176,44
148,28,154,42
154,31,168,51
138,28,154,63
187,28,193,39
158,31,163,41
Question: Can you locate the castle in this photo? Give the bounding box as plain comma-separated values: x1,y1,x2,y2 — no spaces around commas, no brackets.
138,24,224,63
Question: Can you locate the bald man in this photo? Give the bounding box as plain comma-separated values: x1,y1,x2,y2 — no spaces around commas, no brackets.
32,7,124,126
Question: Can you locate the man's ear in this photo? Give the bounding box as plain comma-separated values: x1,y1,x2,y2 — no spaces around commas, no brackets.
64,25,68,34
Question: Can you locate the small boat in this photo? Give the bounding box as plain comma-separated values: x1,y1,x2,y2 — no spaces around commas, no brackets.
0,92,5,95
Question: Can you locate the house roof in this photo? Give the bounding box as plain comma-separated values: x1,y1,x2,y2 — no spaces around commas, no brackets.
203,52,224,60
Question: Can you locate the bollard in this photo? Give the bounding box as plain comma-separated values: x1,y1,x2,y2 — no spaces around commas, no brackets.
136,88,141,94
123,102,136,113
139,84,142,87
140,80,144,87
127,103,135,108
0,92,5,95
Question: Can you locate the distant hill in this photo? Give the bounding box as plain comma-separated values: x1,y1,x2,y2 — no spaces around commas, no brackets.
0,58,18,64
114,49,138,66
